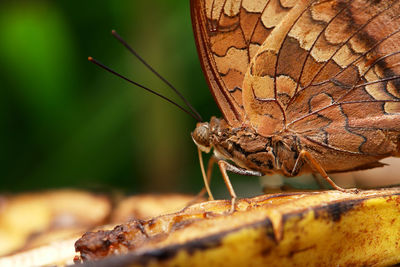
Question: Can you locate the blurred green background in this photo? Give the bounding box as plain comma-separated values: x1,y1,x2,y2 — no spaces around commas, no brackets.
0,0,264,197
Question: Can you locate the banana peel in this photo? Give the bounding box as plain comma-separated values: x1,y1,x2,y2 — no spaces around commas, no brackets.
75,188,400,266
0,192,197,267
0,190,111,257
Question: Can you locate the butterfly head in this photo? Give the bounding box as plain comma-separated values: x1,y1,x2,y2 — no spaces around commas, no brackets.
191,122,212,153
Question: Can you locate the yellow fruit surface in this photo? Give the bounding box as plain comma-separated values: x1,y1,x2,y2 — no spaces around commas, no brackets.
75,189,400,267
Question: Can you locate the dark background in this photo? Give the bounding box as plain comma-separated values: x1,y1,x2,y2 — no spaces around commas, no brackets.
0,0,264,197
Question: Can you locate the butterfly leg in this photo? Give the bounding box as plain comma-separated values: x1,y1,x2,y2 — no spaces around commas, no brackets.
192,155,218,202
218,160,263,213
293,150,359,193
184,150,216,209
197,148,215,200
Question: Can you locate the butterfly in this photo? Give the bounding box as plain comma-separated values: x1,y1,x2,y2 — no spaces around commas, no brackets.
190,0,400,210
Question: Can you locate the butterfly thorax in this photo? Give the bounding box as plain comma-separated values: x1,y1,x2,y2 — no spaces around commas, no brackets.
192,117,302,176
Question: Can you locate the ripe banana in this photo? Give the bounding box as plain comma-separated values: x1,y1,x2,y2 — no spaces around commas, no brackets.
75,188,400,266
0,192,196,267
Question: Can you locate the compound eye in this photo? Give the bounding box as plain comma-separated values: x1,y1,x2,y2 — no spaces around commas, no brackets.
191,123,211,152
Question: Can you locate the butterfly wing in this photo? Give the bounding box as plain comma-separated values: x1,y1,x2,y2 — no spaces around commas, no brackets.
191,0,297,126
244,0,400,156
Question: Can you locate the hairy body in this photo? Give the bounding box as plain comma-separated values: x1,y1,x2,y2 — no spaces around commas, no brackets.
192,116,400,204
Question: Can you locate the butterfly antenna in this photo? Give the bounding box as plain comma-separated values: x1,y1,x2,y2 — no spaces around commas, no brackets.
111,30,203,122
88,57,201,122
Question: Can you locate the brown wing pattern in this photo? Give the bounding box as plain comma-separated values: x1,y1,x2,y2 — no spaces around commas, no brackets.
243,0,400,156
191,0,297,126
